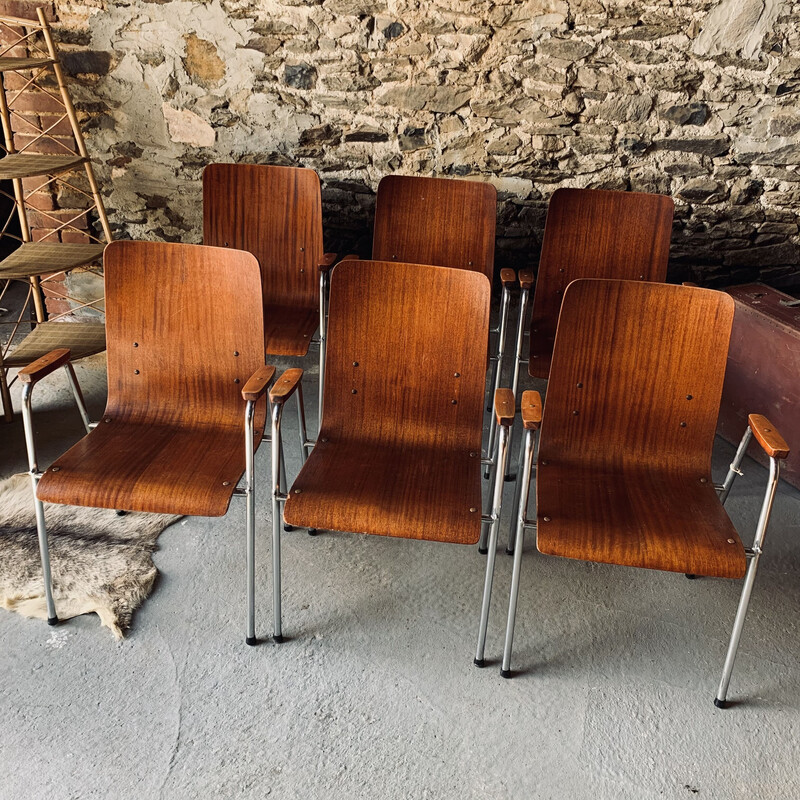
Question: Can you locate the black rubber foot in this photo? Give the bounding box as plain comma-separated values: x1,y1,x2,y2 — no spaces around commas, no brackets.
245,636,257,646
474,657,486,668
116,510,127,516
505,548,515,556
478,547,488,555
504,474,515,482
283,524,295,532
47,616,59,626
714,697,727,709
500,669,512,679
273,634,285,644
685,573,697,579
308,528,317,536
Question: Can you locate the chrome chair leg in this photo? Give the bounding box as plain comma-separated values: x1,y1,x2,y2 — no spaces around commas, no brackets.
719,427,753,506
505,286,529,481
271,401,285,643
506,429,527,554
475,423,510,667
296,384,308,468
21,382,58,624
244,399,257,645
501,427,536,677
485,286,510,478
715,456,780,707
63,362,91,434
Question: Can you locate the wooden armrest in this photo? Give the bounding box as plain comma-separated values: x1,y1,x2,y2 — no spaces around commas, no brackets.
682,281,699,288
17,348,71,385
749,414,790,459
269,367,303,405
241,365,276,402
500,269,516,289
521,390,542,430
494,388,515,427
518,269,534,290
318,253,337,273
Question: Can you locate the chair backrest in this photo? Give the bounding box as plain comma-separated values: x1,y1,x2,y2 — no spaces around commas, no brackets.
322,259,490,450
202,163,324,309
528,187,674,378
540,279,735,474
103,240,265,429
372,175,496,281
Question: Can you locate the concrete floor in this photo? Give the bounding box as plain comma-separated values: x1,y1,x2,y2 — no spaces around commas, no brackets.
1,352,799,800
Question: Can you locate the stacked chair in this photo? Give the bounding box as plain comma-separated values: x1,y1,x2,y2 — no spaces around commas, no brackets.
500,278,788,707
16,177,791,706
498,188,675,552
202,163,336,429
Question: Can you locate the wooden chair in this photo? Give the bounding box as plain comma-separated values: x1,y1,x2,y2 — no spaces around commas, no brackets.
502,187,674,550
344,175,511,472
501,279,789,706
265,259,515,663
19,241,279,643
203,163,336,429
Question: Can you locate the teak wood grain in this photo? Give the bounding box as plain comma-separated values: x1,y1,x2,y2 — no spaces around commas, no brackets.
37,241,267,517
202,163,325,356
536,279,745,579
372,175,496,281
18,347,71,383
284,260,490,544
528,188,674,379
749,413,790,459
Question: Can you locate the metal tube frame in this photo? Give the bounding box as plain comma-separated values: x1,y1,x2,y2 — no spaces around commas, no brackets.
20,381,57,624
718,427,753,506
501,426,537,676
318,271,327,433
474,423,511,667
244,398,257,645
715,447,781,707
270,400,287,643
504,286,530,481
484,285,510,479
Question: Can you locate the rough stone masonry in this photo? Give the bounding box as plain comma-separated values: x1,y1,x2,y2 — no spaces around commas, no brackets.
48,0,800,287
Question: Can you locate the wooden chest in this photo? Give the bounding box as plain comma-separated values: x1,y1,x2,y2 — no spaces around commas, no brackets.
718,283,800,488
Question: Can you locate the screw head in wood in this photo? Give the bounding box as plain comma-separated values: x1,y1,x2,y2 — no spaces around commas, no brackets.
51,466,60,472
470,452,478,457
727,538,735,544
451,399,458,405
295,489,302,494
572,410,579,415
321,438,328,443
576,382,583,388
134,369,140,375
454,372,461,378
234,378,240,384
680,421,687,427
686,394,693,400
222,481,230,486
351,389,357,394
353,361,359,367
469,507,477,513
543,516,551,522
700,477,707,483
104,417,112,423
133,342,138,347
234,351,239,356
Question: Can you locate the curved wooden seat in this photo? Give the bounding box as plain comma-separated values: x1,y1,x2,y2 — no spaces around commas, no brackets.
263,303,318,357
536,463,744,578
285,440,481,543
37,420,264,516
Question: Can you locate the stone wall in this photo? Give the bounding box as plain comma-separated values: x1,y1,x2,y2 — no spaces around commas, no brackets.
45,0,800,288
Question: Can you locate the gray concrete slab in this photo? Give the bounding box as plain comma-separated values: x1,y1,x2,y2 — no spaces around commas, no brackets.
1,353,799,799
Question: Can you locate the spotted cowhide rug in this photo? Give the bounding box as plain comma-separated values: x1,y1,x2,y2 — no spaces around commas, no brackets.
0,473,180,638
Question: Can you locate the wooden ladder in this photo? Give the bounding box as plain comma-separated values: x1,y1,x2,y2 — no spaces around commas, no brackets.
0,7,111,421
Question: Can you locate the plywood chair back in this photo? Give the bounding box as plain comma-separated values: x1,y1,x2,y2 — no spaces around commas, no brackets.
202,163,324,309
540,279,734,476
103,240,266,430
528,188,674,379
321,259,490,451
373,175,496,281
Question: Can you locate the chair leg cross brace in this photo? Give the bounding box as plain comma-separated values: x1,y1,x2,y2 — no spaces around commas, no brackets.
474,423,511,667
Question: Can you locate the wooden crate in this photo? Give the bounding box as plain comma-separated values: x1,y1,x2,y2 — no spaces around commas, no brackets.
718,283,800,488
